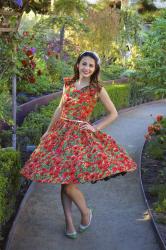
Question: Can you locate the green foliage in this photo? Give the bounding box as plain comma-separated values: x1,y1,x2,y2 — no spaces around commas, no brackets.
81,8,121,59
46,58,73,84
17,76,62,96
141,10,163,23
53,0,87,17
0,30,73,97
0,131,12,148
0,147,21,225
0,35,16,89
129,80,162,106
145,116,166,222
149,184,166,197
17,97,61,145
146,117,166,160
154,199,166,213
0,32,46,93
101,64,126,80
133,11,166,98
31,8,88,61
0,96,61,150
119,8,142,48
156,215,166,225
147,142,164,160
149,184,166,213
105,84,130,109
0,91,12,124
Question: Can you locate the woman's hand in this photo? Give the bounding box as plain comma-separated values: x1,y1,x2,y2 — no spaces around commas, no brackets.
80,122,98,132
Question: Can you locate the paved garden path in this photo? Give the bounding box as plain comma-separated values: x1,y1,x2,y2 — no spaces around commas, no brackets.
6,100,166,250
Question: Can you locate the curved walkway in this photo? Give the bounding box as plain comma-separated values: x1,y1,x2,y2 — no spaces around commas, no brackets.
6,100,166,250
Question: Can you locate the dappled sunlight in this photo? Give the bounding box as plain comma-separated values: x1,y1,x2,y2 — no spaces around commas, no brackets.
136,210,151,222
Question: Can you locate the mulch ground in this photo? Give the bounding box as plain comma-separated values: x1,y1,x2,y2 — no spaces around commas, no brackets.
141,140,166,247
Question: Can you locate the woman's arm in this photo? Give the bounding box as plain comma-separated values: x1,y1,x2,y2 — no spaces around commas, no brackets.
43,84,66,135
93,87,118,131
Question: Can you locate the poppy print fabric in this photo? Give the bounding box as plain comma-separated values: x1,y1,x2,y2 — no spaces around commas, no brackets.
20,77,137,184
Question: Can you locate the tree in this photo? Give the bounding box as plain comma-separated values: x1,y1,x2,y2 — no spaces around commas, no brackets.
52,0,88,59
74,6,121,63
133,10,166,99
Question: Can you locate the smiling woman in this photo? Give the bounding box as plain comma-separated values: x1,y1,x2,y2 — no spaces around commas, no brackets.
20,50,137,239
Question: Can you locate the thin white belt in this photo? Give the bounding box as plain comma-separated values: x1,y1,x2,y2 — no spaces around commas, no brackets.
60,117,89,123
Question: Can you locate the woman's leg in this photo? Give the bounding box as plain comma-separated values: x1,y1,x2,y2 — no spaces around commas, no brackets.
63,184,91,226
61,185,76,233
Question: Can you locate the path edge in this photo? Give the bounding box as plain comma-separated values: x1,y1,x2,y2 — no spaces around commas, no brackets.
5,182,36,250
139,141,166,250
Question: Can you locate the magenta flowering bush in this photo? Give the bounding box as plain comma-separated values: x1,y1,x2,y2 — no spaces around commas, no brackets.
15,32,43,85
0,31,45,95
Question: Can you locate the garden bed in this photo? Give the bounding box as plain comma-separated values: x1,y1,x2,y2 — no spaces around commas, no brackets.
141,116,166,249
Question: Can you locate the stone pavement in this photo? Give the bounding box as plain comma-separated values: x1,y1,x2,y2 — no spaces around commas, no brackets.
6,100,166,250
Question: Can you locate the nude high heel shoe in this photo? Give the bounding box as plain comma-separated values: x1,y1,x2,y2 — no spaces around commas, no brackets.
64,229,78,239
79,207,93,233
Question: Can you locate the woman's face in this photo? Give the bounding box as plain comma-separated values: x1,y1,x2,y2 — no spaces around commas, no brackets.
77,56,96,79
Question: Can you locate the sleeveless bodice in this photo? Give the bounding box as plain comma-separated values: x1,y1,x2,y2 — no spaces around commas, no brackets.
60,78,98,121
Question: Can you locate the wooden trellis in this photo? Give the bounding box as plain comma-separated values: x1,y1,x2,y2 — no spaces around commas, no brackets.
0,9,23,149
0,9,22,34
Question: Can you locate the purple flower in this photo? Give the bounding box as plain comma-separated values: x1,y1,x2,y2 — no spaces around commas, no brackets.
63,54,68,61
31,47,36,54
54,47,60,53
14,0,23,7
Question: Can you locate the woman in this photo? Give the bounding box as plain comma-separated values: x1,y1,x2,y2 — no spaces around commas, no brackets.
20,51,137,239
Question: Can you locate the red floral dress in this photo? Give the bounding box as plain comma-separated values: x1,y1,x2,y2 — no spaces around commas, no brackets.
20,77,137,184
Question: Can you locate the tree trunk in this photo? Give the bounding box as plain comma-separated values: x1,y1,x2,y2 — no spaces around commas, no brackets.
12,75,17,150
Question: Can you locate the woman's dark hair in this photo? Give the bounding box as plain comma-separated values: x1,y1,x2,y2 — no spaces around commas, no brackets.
70,51,103,93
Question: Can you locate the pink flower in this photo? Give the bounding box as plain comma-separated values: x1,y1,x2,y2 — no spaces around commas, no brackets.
156,115,163,122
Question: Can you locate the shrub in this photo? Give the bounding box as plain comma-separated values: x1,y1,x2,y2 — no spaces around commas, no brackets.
0,147,21,225
101,64,126,80
91,84,130,121
132,10,166,98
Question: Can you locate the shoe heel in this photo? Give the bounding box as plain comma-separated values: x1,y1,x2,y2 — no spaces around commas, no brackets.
64,231,78,239
79,207,93,233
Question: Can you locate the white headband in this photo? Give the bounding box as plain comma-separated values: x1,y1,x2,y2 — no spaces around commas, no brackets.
80,51,101,65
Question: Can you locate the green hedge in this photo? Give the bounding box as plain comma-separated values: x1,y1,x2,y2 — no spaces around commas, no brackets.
0,148,21,225
129,81,163,106
91,84,130,121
